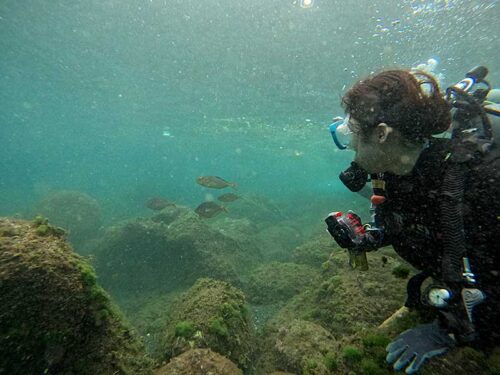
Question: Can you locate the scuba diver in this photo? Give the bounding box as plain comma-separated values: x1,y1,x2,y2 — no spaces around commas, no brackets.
325,66,500,374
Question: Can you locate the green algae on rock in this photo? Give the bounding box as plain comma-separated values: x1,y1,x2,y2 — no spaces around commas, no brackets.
32,215,66,237
269,248,407,338
158,278,254,371
251,240,410,374
291,237,338,268
273,319,339,375
0,217,153,375
244,262,320,305
92,205,261,299
155,348,242,375
175,321,196,339
391,264,411,279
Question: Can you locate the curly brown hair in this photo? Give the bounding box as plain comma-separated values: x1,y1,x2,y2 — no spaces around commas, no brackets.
341,69,451,143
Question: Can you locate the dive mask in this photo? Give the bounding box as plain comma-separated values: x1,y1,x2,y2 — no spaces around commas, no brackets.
329,116,354,150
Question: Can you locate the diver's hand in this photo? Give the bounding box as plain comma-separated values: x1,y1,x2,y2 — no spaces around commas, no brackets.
386,320,455,374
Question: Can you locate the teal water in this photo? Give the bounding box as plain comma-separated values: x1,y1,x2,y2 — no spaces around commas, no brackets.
1,0,498,223
1,1,499,373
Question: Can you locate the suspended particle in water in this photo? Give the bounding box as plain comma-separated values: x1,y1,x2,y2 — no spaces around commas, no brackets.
300,0,314,9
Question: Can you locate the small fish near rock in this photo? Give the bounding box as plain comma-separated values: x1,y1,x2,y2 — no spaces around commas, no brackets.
145,197,175,211
217,193,240,202
194,201,228,218
196,176,237,190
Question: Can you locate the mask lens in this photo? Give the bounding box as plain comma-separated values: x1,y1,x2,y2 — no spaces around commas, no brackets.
329,117,353,150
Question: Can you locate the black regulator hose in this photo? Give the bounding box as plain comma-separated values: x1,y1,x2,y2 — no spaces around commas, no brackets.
440,162,467,283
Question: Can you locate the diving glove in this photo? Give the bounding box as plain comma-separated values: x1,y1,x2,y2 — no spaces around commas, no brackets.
386,320,455,374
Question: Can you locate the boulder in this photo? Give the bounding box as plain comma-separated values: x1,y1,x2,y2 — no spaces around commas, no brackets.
155,349,242,375
158,278,254,371
0,217,152,375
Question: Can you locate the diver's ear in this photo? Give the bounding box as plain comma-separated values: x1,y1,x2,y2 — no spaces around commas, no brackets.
376,123,393,143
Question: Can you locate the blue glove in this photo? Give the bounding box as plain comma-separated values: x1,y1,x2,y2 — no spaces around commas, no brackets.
386,320,455,374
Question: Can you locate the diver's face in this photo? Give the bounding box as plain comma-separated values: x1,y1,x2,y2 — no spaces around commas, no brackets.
349,118,392,174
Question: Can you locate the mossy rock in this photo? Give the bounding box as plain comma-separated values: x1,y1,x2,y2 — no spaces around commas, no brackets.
291,237,337,268
273,319,339,375
487,347,500,374
119,291,180,356
222,193,289,229
254,223,306,262
92,206,261,299
342,346,363,363
158,278,254,370
0,217,152,375
150,204,187,226
31,215,66,238
391,265,411,279
270,247,407,337
417,345,499,375
244,262,320,305
253,245,409,373
175,321,196,339
33,190,101,249
155,348,242,375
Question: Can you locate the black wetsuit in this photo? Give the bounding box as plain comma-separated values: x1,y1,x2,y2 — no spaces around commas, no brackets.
376,138,500,346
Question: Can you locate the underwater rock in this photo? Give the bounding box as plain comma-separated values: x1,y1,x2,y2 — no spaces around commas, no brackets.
244,262,320,305
155,348,242,375
194,201,228,218
146,196,176,211
271,244,409,337
226,193,289,228
251,240,410,373
291,237,338,268
158,278,255,371
119,291,181,357
33,190,102,249
0,217,153,375
255,223,306,262
273,319,339,375
150,203,186,225
417,345,499,375
209,216,257,239
92,204,262,298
